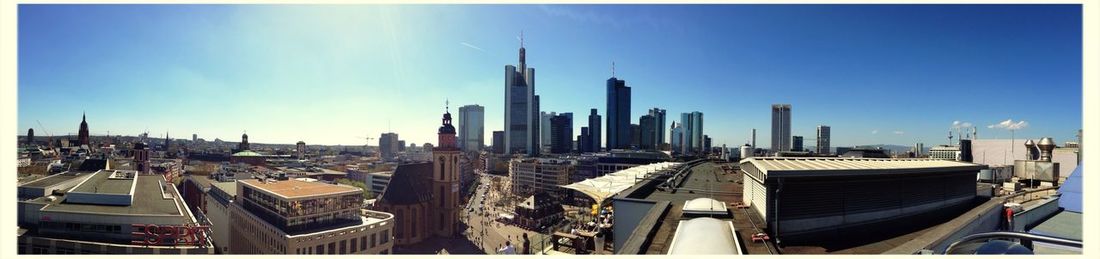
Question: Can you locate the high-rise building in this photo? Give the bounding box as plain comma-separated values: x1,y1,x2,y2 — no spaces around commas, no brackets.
504,35,538,156
550,114,573,154
379,133,399,161
792,136,804,152
578,127,591,153
229,178,394,254
639,115,657,151
703,135,712,153
680,112,703,154
588,109,602,152
492,131,505,154
77,112,89,146
26,128,35,146
771,104,792,152
606,77,631,149
458,104,485,152
192,134,197,142
752,128,757,148
630,124,641,148
670,121,683,153
541,111,556,149
297,141,306,160
816,125,831,154
648,108,667,146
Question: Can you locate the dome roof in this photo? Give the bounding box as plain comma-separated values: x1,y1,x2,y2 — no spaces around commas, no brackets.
232,150,262,157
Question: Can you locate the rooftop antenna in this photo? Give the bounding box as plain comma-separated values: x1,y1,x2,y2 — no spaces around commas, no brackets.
611,61,616,78
520,30,524,48
948,131,953,146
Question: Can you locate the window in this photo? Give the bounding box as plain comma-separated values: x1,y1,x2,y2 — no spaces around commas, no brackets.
360,236,367,251
328,242,336,254
411,207,418,237
371,233,377,248
340,240,347,254
439,212,445,231
316,245,323,254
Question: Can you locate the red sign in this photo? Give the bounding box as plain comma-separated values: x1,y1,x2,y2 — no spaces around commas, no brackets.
130,224,210,247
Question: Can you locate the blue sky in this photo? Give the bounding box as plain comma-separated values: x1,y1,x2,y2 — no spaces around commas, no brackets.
18,4,1082,148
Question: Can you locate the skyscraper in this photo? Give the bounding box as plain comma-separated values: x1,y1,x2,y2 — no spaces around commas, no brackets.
630,124,640,148
550,114,573,154
540,111,556,149
579,127,591,153
26,128,34,146
504,34,537,155
588,109,602,152
792,136,804,152
816,125,831,155
606,77,631,150
771,104,792,152
648,108,667,146
670,121,683,153
77,112,89,146
680,112,703,154
192,133,197,142
379,133,399,161
639,115,657,151
459,104,485,152
492,131,505,154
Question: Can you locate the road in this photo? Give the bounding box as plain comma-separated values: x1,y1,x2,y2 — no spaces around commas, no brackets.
460,171,551,254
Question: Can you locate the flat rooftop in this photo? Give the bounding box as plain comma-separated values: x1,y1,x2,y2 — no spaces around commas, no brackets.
240,179,359,199
70,170,135,195
210,181,238,196
19,172,86,188
742,157,987,177
34,174,185,216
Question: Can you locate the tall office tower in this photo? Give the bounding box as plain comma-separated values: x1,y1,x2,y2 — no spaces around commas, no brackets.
26,128,34,146
606,77,631,149
77,112,90,146
639,115,657,151
492,131,505,154
679,112,703,154
504,34,537,155
550,114,573,154
792,136,804,152
771,104,792,152
296,141,306,160
192,133,197,142
703,135,712,153
579,127,591,153
630,124,641,148
915,142,925,157
670,121,683,153
816,125,831,154
459,104,485,152
541,111,556,149
379,133,400,161
751,129,756,148
648,108,667,146
588,109,602,152
432,106,461,237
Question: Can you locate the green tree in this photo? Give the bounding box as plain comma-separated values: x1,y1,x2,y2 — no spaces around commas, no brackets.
336,178,374,199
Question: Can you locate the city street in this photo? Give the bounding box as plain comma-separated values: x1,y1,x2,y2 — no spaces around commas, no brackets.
461,172,551,254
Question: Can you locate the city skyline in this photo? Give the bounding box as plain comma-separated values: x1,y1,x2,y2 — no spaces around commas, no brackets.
17,4,1082,147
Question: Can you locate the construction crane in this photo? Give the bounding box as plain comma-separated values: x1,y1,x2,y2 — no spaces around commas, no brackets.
36,120,54,148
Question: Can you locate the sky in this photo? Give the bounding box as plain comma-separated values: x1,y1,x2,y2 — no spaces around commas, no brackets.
18,4,1082,148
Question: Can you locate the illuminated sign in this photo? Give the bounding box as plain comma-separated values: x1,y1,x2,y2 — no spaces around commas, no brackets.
131,224,210,247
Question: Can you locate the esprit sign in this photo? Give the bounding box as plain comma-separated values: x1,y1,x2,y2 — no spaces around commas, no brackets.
131,224,210,247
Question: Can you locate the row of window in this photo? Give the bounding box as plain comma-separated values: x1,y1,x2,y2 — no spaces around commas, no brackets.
293,229,390,254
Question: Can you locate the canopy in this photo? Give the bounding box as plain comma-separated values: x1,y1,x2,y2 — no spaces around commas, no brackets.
1058,163,1082,213
561,162,681,205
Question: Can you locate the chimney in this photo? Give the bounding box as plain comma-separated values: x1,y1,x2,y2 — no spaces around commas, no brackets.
1037,137,1055,162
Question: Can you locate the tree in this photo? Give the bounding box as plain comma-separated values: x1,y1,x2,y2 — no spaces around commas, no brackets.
336,178,374,199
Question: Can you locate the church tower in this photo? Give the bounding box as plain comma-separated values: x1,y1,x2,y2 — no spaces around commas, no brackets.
432,101,460,237
77,112,90,146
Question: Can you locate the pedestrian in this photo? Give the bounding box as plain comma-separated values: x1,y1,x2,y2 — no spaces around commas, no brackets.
522,233,531,255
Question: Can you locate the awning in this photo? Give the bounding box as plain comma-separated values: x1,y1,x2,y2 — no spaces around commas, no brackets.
561,162,681,205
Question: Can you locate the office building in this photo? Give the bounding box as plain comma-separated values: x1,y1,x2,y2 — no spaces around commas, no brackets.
379,133,399,161
578,127,592,153
492,131,505,154
792,136,804,152
606,77,631,149
630,124,641,148
458,104,485,152
296,141,306,160
229,178,394,254
504,35,538,155
703,135,712,153
639,115,657,151
588,109,602,152
816,125,831,155
771,104,792,152
740,158,985,243
670,121,683,153
648,108,667,146
680,112,703,154
18,170,214,254
541,111,556,149
550,114,573,154
509,158,574,198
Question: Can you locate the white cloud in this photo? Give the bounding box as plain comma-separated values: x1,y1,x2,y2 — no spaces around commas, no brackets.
893,131,905,135
952,120,973,129
988,119,1029,130
871,129,879,135
460,42,485,52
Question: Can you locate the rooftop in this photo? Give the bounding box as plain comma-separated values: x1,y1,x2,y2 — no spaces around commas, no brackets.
69,170,135,195
741,157,987,178
33,173,185,216
19,172,87,188
240,178,359,199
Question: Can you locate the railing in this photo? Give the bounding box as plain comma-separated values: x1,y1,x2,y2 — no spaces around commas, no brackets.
942,231,1082,254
